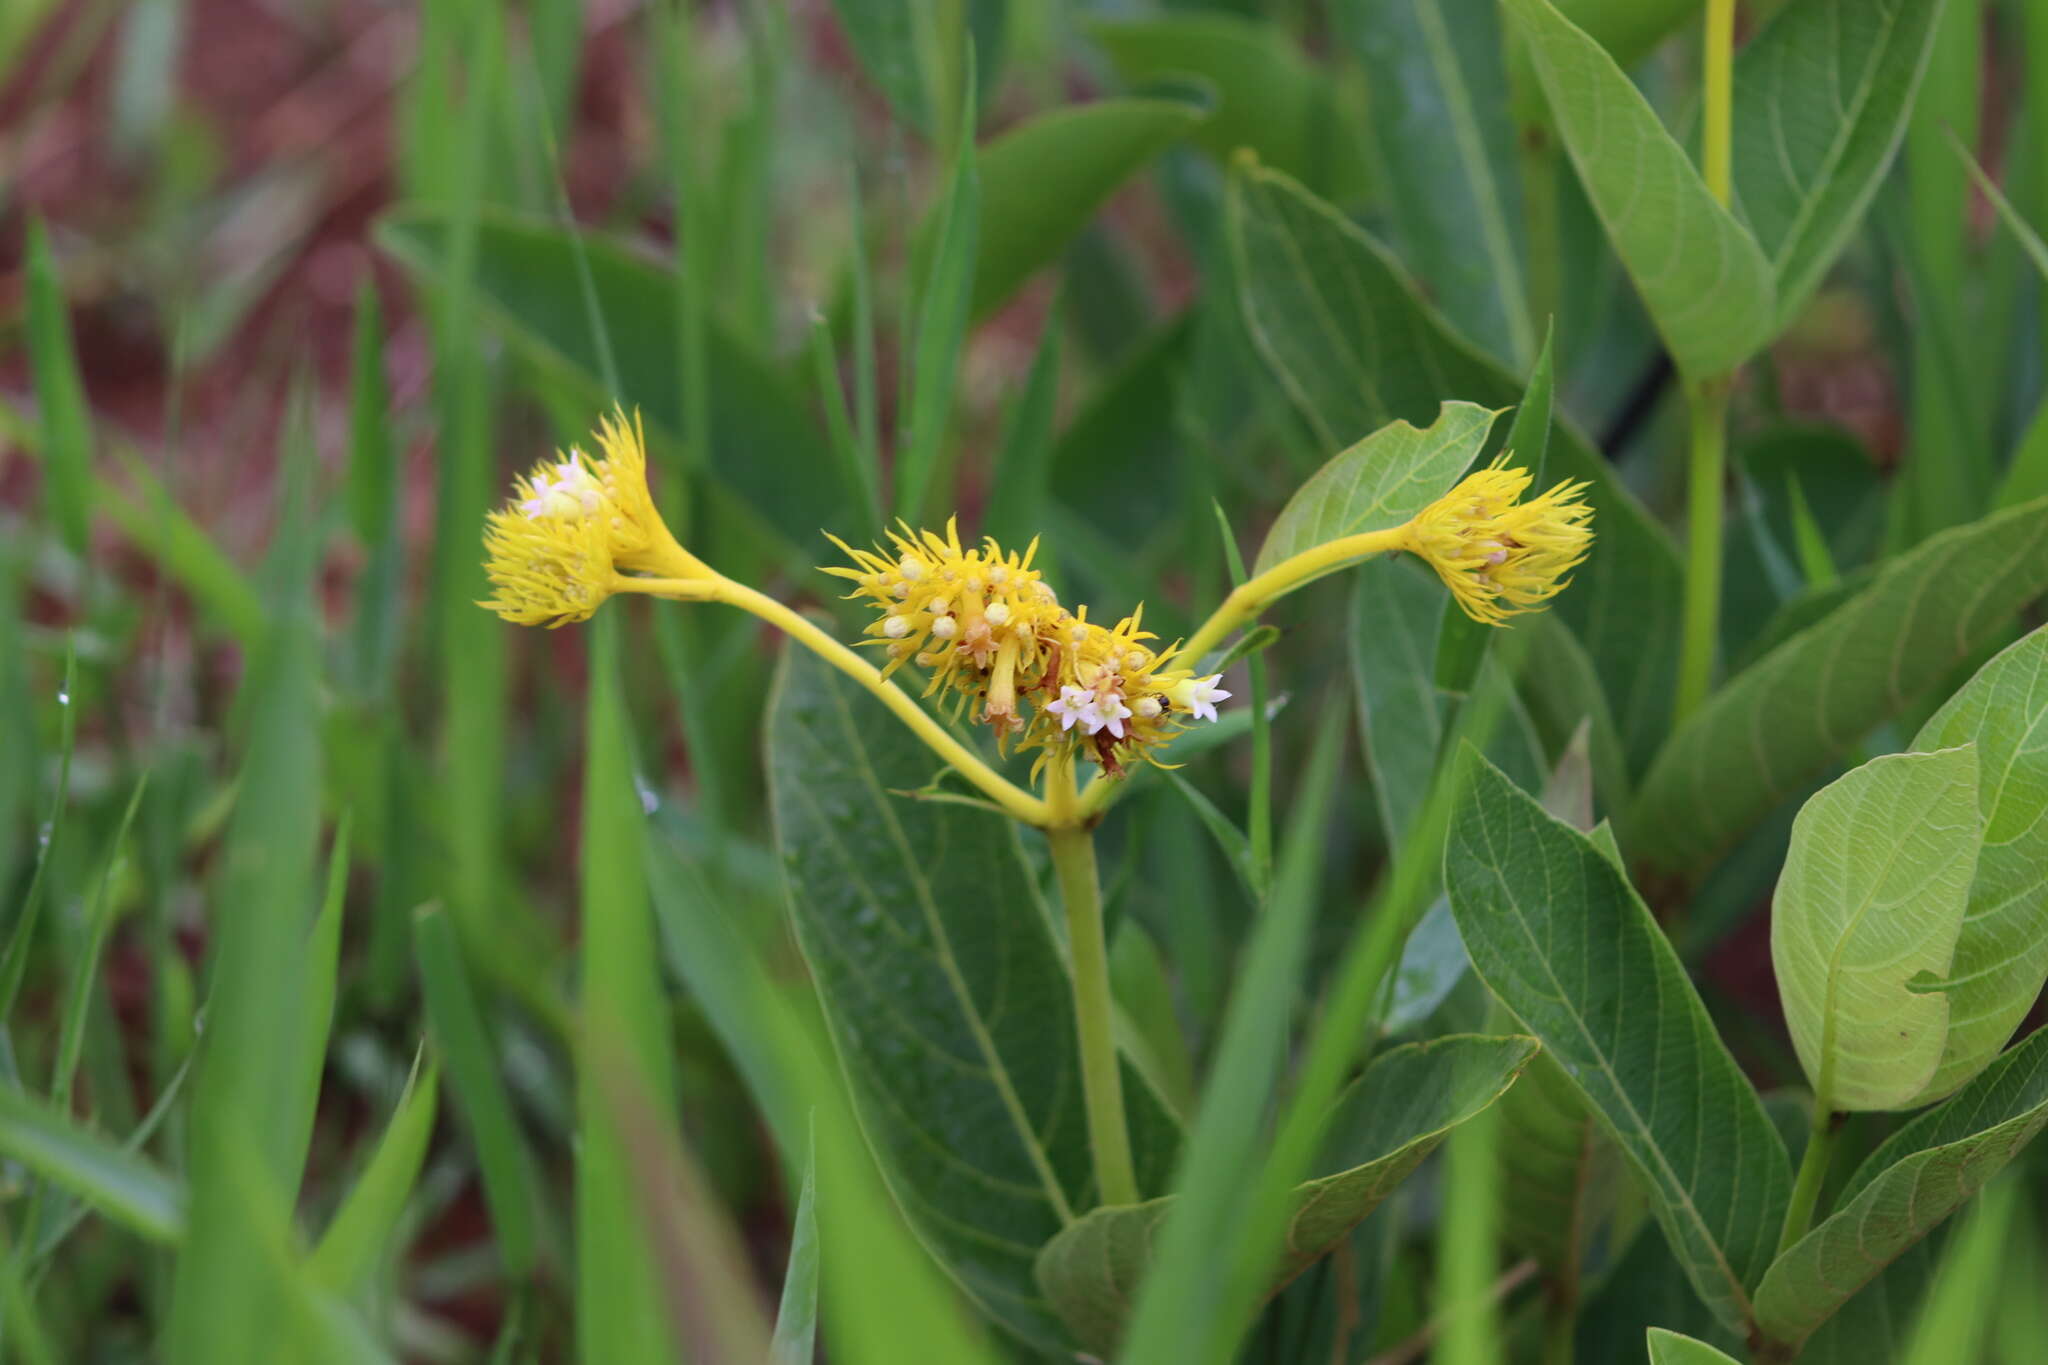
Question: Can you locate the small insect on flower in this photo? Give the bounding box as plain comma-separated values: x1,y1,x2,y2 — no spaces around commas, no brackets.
1405,458,1594,626
481,408,709,626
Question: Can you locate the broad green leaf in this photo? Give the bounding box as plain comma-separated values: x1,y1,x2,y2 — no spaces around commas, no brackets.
1732,0,1945,329
1630,496,2048,872
1648,1328,1743,1365
766,644,1179,1351
1256,401,1498,574
965,98,1208,320
1505,0,1702,98
0,1086,184,1245
1771,747,1980,1112
1445,753,1791,1334
1504,0,1775,378
1338,0,1534,367
1227,158,1683,774
1907,630,2048,1098
1090,15,1348,192
309,1058,440,1295
1755,1026,2048,1349
375,206,840,549
1034,1034,1537,1356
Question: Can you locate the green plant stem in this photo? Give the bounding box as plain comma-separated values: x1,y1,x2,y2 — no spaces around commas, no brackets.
1777,1105,1838,1258
1541,1293,1577,1365
1676,380,1730,722
1046,816,1139,1208
1702,0,1736,205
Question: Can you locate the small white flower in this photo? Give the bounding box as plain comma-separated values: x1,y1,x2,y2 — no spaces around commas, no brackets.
1046,685,1093,731
1082,692,1133,739
930,615,958,640
1134,695,1163,719
984,601,1011,626
1170,674,1231,723
898,555,925,580
882,616,912,639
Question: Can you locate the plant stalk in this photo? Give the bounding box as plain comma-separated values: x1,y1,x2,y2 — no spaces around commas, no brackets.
1676,380,1730,722
1777,1104,1838,1258
1046,813,1140,1208
1702,0,1737,205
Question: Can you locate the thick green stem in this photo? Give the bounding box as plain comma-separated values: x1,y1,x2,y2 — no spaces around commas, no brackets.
1047,821,1139,1208
1777,1105,1838,1258
1676,380,1730,722
1542,1291,1578,1365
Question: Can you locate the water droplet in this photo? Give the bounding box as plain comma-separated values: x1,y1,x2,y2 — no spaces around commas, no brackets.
55,691,69,706
36,823,51,849
635,777,660,816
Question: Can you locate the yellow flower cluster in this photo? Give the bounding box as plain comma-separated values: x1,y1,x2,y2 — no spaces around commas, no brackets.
826,524,1231,775
481,410,707,625
1406,459,1594,625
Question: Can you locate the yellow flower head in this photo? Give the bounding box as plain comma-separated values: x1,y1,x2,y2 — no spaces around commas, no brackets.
824,519,1065,722
482,408,708,626
823,524,1232,772
1024,606,1230,776
1406,459,1594,625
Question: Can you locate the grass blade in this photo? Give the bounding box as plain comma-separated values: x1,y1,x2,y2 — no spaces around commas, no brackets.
0,1086,184,1245
24,220,93,557
310,1053,440,1297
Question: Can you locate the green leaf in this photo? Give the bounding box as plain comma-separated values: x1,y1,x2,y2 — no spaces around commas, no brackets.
24,220,93,557
898,74,978,523
1504,0,1775,378
309,1058,440,1295
1908,629,2048,1098
1732,0,1946,329
827,0,999,136
1629,496,2048,872
1227,157,1683,773
1338,0,1534,367
1445,753,1791,1334
966,98,1208,320
1090,15,1348,193
1771,747,1980,1112
1255,402,1497,575
1755,1026,2048,1350
412,905,540,1278
1034,1034,1537,1356
765,643,1179,1351
375,206,839,550
1648,1328,1744,1364
0,1086,184,1245
769,1126,820,1365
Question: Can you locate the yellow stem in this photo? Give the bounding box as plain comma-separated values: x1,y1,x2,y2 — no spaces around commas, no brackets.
1178,526,1412,663
1703,0,1736,206
617,574,1053,827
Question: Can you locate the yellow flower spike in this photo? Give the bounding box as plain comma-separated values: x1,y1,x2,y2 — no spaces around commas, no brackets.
1405,459,1595,626
480,499,616,626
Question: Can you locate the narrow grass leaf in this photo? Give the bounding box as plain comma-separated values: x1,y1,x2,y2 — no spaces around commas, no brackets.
0,1085,184,1244
1630,495,2048,872
98,453,266,649
283,815,350,1200
0,641,76,1024
1445,752,1791,1335
413,904,539,1278
577,611,681,1364
896,67,979,521
51,775,147,1114
310,1055,440,1296
769,1122,820,1365
24,220,93,556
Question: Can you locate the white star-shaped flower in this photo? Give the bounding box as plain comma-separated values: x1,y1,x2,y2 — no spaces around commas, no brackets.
1082,692,1133,739
1171,674,1231,723
1045,685,1093,731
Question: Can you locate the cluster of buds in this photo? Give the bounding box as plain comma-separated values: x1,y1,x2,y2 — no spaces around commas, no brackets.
827,523,1230,775
1405,458,1594,625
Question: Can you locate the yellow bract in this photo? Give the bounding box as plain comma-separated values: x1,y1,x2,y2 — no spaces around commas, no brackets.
1406,459,1595,625
481,408,708,626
